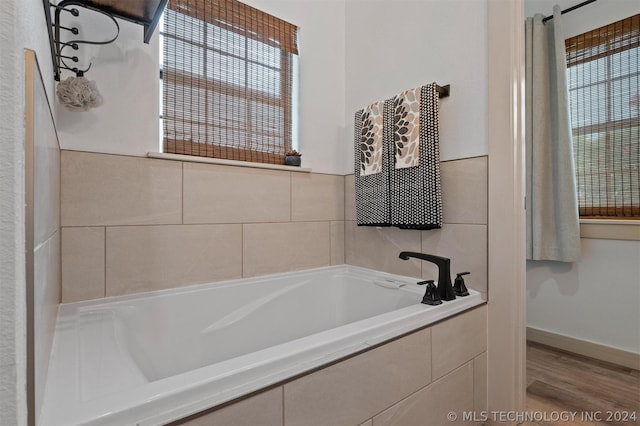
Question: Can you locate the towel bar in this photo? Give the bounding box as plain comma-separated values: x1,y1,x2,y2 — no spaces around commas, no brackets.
435,84,450,99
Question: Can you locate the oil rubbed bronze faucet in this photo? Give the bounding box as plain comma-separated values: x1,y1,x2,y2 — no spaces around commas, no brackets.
398,252,456,302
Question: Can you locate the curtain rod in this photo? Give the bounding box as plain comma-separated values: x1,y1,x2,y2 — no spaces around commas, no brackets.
542,0,597,23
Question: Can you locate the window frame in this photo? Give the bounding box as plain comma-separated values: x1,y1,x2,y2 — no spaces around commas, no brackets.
160,0,297,165
565,15,640,220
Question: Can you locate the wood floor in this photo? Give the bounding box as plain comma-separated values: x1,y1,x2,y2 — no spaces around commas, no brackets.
525,342,640,426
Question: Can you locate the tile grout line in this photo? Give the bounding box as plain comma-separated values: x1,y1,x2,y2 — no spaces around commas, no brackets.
281,386,285,426
181,161,184,225
429,328,433,386
241,223,245,278
472,353,476,414
328,220,332,266
103,226,107,297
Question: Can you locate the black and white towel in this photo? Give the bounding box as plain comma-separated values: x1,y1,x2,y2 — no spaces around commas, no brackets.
354,100,391,227
354,83,443,230
390,84,442,229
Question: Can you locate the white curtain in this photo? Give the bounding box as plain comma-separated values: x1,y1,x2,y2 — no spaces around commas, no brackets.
525,6,581,262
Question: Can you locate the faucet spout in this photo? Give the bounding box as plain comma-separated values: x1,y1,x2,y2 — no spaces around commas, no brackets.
398,251,456,301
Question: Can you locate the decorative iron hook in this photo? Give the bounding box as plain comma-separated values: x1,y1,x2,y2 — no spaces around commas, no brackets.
52,0,120,80
50,2,79,16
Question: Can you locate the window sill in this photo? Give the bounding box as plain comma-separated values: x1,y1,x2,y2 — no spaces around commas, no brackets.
580,219,640,241
148,152,312,173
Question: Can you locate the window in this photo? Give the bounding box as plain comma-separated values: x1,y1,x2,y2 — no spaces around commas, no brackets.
566,14,639,218
161,0,298,165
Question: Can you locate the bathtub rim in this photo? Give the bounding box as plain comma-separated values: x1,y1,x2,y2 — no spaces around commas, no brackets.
41,264,485,426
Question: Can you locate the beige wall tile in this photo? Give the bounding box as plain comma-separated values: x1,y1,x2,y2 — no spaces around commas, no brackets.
29,63,60,423
345,174,356,221
33,129,60,247
243,222,330,277
284,328,431,426
440,156,487,225
345,221,422,278
33,232,60,416
359,420,373,426
372,362,474,426
62,227,105,302
331,221,345,265
106,224,242,296
292,173,344,221
421,224,487,298
176,387,282,426
432,306,487,379
61,151,182,226
183,163,291,224
474,352,488,414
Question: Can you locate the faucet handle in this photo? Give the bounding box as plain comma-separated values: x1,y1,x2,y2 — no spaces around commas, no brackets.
454,272,470,297
418,280,442,305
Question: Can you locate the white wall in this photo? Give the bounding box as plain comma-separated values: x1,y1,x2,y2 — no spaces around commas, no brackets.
0,2,27,423
55,0,488,173
527,239,640,353
55,13,161,157
0,0,54,424
525,0,640,355
345,0,489,163
55,0,348,175
244,0,347,174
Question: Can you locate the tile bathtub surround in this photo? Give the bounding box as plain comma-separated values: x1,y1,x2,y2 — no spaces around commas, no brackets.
177,306,487,426
330,221,345,265
344,174,356,221
291,173,345,221
27,53,62,424
372,361,474,426
33,232,60,417
243,222,331,277
61,151,183,227
431,305,487,380
61,151,487,300
61,150,345,300
421,223,488,297
439,156,488,225
174,387,283,426
283,327,432,426
474,351,488,414
61,227,105,302
106,224,243,296
183,162,291,224
345,221,422,277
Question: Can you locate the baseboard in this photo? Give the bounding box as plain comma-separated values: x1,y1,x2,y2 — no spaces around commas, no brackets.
527,327,640,371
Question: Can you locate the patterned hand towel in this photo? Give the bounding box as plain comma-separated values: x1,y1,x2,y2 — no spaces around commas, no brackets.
354,100,393,226
393,87,421,169
360,101,384,176
389,84,443,229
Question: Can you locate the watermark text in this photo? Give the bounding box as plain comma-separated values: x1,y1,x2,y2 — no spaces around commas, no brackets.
446,410,638,423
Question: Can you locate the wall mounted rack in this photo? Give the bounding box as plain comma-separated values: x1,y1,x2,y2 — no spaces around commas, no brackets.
44,0,167,80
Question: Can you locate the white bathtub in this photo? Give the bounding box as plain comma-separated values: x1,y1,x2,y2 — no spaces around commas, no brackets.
40,265,483,425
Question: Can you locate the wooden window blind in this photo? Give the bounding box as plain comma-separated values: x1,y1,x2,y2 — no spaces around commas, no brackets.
565,14,639,218
162,0,298,164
